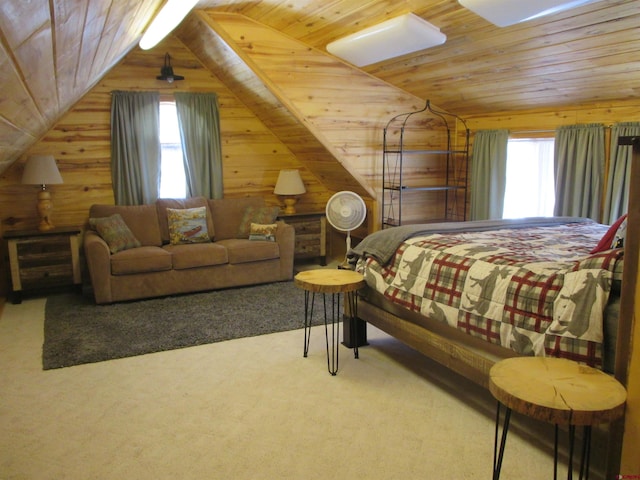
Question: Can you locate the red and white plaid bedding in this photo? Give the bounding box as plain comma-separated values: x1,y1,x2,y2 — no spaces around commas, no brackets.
356,221,624,369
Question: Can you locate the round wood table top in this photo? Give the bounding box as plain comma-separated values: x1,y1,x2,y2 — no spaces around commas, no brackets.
294,269,366,294
489,357,626,426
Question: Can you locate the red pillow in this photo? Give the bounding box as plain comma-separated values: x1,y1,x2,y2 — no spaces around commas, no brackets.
590,214,628,254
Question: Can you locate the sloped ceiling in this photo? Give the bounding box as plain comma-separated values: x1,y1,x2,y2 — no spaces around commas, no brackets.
0,0,639,174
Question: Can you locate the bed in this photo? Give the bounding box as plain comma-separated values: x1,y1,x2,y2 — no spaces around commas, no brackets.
348,216,625,388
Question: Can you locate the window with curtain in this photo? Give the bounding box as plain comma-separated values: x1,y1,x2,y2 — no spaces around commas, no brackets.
159,101,186,198
503,138,555,219
111,91,223,204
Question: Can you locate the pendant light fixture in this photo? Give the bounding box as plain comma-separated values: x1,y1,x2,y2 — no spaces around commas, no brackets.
156,53,184,83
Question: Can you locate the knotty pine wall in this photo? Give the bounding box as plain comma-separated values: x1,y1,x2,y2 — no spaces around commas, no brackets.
0,34,333,295
0,34,330,233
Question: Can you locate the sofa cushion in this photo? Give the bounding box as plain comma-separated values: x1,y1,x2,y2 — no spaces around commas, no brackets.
166,207,211,245
110,246,172,275
156,197,215,244
163,243,229,270
217,238,280,264
209,197,266,240
89,204,162,247
89,213,141,254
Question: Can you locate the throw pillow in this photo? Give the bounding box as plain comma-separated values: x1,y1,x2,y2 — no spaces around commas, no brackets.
611,216,627,249
89,214,141,254
249,223,278,242
156,197,215,243
590,214,628,254
237,206,280,238
167,207,211,245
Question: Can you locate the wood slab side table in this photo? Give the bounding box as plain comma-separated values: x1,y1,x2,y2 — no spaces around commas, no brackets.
489,357,626,480
294,269,366,375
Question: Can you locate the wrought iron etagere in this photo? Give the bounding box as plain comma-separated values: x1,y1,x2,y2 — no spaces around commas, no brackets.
382,100,470,228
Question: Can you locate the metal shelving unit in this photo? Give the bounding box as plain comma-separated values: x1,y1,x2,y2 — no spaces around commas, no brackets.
382,100,469,228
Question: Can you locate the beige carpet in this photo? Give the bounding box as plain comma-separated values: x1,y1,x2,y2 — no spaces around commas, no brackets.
0,297,600,479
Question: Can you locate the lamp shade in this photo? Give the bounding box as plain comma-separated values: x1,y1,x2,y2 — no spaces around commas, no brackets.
326,13,446,67
274,170,306,196
458,0,599,27
22,155,63,186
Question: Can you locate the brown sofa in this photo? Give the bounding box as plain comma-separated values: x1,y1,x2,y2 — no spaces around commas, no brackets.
84,196,294,304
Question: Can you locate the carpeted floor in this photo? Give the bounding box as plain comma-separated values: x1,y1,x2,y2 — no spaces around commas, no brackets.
2,298,599,479
43,281,323,369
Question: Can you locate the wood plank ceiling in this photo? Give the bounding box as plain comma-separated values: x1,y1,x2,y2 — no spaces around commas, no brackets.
0,0,638,174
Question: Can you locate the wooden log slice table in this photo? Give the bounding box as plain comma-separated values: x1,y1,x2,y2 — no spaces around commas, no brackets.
489,357,626,480
294,269,366,375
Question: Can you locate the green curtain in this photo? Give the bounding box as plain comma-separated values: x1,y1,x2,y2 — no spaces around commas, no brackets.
110,91,160,205
174,92,223,199
603,122,640,224
553,124,604,221
470,129,509,220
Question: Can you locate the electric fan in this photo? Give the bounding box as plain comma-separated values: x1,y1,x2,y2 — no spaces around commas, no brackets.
325,191,366,266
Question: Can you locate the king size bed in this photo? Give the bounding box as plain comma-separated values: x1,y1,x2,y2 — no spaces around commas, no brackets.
348,216,626,388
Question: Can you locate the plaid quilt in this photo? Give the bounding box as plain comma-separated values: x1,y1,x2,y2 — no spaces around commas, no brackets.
356,221,624,369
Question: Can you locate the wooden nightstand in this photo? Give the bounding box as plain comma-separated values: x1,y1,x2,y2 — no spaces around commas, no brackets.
4,227,82,304
277,212,327,265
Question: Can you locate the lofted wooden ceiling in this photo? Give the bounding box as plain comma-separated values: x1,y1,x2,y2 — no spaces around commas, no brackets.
0,0,638,174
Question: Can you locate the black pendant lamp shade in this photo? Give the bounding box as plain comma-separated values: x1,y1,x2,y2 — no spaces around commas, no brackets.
157,53,184,83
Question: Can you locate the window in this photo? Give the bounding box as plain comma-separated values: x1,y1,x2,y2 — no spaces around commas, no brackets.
159,102,186,198
503,138,555,219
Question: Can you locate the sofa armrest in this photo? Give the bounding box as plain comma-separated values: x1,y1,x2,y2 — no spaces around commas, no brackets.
275,220,295,280
84,230,113,304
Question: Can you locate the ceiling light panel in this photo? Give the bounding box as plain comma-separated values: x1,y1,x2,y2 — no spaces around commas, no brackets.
326,13,446,67
458,0,601,27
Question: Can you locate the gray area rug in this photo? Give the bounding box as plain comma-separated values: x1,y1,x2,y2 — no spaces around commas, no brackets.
43,281,321,370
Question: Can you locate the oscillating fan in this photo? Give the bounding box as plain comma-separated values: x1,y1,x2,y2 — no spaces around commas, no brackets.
325,191,366,265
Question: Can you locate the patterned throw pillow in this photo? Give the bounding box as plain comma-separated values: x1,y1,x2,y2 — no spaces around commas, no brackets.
611,216,627,249
590,214,628,253
237,206,280,238
166,207,211,245
89,214,141,254
249,223,278,242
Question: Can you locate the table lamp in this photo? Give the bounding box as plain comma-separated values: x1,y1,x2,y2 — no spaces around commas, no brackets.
22,155,63,231
274,169,306,214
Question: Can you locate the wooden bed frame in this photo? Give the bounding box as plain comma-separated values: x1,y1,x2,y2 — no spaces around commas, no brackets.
353,290,515,389
346,136,639,478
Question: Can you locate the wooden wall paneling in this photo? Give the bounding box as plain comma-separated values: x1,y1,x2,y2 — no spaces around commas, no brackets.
177,11,354,214
0,44,48,135
54,0,90,109
369,1,640,116
196,11,456,226
73,0,115,89
12,25,59,124
0,33,314,236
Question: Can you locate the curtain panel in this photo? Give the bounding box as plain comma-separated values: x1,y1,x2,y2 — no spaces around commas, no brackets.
603,122,640,224
110,91,161,205
174,92,223,199
553,124,605,221
470,129,509,220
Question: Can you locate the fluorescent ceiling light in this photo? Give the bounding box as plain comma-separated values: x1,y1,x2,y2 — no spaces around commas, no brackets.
139,0,199,50
458,0,600,27
326,13,446,67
